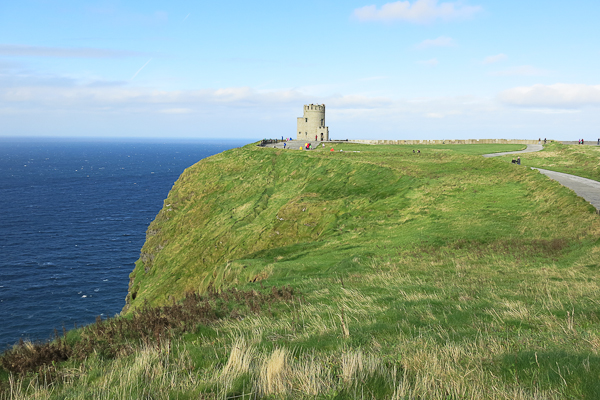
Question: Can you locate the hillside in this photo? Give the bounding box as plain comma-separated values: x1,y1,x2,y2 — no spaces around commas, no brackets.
3,142,600,399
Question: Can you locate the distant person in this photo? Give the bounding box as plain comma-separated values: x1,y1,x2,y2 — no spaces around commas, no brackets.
597,138,599,145
283,142,286,149
413,150,415,153
538,138,541,144
582,139,585,145
517,157,521,165
417,150,421,155
544,138,547,144
315,135,317,141
282,136,283,141
512,158,516,164
322,143,325,148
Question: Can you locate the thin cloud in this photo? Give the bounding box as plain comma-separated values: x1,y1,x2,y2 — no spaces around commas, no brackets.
482,53,507,64
498,83,600,108
130,58,153,80
417,58,439,66
160,108,193,114
353,0,482,24
359,76,388,81
490,65,551,77
0,44,144,58
415,36,455,49
183,13,190,22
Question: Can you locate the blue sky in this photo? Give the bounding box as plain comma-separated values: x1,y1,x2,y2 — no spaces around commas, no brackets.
1,0,599,140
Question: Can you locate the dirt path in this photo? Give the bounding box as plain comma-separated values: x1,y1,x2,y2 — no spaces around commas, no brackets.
483,144,600,212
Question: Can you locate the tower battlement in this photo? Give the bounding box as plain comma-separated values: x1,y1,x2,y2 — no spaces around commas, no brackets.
304,104,325,112
297,104,329,141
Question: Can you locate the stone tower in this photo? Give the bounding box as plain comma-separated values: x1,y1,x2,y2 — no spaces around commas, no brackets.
297,104,329,141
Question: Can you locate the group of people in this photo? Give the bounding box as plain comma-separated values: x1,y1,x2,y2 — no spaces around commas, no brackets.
538,138,547,144
511,157,521,165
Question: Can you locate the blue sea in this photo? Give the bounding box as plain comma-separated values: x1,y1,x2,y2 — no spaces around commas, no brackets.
0,138,248,349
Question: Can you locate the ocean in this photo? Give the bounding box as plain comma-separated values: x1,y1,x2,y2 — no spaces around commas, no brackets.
0,138,248,349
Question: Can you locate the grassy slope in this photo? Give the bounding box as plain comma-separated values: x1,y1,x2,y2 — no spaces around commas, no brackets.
4,143,600,399
126,143,536,310
496,142,600,182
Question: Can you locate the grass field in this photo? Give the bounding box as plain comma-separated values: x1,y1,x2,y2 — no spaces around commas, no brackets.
2,142,599,399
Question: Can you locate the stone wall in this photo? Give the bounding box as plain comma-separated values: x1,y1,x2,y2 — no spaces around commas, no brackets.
350,139,540,145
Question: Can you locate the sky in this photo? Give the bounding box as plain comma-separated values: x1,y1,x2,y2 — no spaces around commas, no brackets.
1,0,599,140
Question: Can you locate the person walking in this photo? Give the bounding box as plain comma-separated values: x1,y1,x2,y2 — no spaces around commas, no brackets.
283,142,286,149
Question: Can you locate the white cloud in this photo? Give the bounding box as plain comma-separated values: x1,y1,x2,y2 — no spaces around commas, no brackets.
498,84,600,108
489,65,551,77
417,58,439,66
482,53,507,64
0,44,144,58
160,108,193,114
526,109,581,114
416,36,455,49
426,112,444,118
352,0,482,24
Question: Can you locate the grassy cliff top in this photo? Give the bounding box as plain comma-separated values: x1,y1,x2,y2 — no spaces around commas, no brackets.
126,142,598,312
5,142,600,399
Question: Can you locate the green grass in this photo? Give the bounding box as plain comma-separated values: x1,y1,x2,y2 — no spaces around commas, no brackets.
2,142,600,399
497,142,600,182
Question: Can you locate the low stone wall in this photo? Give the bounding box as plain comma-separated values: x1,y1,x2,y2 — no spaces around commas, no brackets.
351,139,540,145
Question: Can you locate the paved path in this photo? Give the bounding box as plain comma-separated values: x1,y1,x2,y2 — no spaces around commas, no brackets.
482,144,543,158
483,145,600,212
531,168,600,211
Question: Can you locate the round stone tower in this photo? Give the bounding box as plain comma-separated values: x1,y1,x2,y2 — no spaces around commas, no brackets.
297,104,329,141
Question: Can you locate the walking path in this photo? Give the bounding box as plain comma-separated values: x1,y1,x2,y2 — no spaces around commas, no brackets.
483,145,600,212
267,140,328,150
482,144,543,158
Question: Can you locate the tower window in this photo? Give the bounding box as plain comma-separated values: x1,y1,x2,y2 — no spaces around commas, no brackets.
321,119,323,126
305,118,307,122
